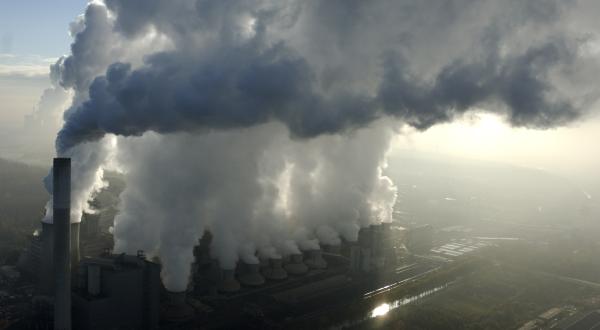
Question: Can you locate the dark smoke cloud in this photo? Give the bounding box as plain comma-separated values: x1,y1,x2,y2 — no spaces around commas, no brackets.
54,0,595,154
56,42,374,153
379,39,580,130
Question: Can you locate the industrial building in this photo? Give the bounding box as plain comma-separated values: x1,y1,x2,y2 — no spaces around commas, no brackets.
72,252,161,329
18,209,112,288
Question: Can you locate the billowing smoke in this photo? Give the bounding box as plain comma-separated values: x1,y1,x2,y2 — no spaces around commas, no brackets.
113,121,395,290
43,138,114,223
41,1,172,223
41,0,599,290
55,0,595,152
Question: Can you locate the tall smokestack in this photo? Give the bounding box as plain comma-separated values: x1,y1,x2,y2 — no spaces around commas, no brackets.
53,157,71,330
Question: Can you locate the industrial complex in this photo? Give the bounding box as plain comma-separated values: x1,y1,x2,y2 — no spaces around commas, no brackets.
0,156,598,330
4,158,483,329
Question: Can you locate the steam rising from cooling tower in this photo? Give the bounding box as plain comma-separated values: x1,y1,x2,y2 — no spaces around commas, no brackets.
39,0,600,291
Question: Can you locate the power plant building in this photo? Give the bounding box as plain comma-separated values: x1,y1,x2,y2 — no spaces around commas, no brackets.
72,252,161,330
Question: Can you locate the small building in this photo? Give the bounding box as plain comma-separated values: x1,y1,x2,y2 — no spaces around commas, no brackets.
72,252,161,330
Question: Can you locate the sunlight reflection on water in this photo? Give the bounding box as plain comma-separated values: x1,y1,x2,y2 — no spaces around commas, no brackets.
368,283,452,320
370,303,390,317
331,282,456,329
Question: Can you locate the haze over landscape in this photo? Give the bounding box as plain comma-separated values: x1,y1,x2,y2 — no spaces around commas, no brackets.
1,1,600,329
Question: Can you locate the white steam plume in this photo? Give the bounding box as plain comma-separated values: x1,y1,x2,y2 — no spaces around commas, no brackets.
37,0,600,290
112,121,395,290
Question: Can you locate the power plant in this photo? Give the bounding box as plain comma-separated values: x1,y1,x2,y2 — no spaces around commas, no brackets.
7,157,434,329
3,0,594,327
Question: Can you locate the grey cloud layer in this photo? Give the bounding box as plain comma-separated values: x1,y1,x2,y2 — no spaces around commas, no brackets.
55,0,597,153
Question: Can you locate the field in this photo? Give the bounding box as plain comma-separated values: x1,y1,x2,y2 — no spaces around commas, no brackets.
355,257,600,329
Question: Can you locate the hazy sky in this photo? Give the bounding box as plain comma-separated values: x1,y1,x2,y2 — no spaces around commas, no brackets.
392,113,600,180
0,0,87,129
1,0,599,182
0,0,87,56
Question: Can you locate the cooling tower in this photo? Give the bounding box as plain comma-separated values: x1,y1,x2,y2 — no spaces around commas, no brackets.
380,222,391,237
323,243,342,255
361,247,372,273
304,249,327,269
238,262,265,287
38,222,54,294
218,268,241,293
259,256,269,269
358,226,373,248
349,244,361,272
38,212,80,296
86,264,101,296
262,258,287,281
284,253,308,275
53,157,71,330
372,224,384,252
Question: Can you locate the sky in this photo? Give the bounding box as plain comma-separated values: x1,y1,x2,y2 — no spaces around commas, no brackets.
0,0,87,56
392,113,600,181
0,0,87,129
0,0,599,182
